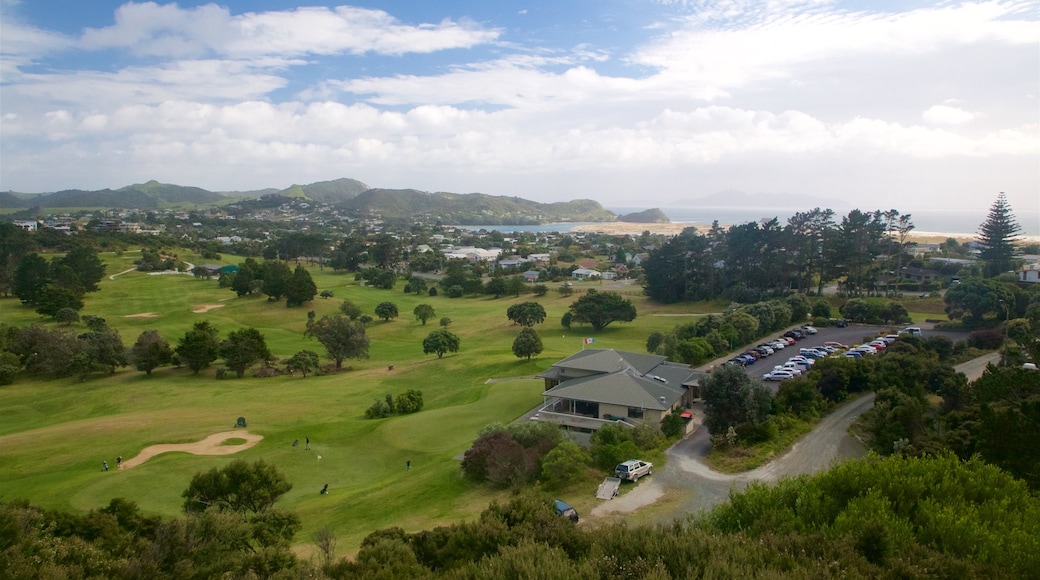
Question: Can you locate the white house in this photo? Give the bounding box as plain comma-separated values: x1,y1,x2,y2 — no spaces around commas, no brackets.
1019,264,1040,283
571,268,601,280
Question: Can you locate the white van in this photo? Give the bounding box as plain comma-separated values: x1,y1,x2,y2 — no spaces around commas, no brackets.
900,327,922,336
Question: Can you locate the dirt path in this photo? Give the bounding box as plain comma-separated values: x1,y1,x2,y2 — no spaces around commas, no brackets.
119,431,263,469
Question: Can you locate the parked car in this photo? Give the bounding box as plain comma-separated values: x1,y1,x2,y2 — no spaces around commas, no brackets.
554,499,579,523
768,340,787,350
900,326,922,336
784,330,805,340
824,341,849,350
843,350,863,358
883,335,900,344
615,460,653,482
763,369,796,381
776,363,803,375
755,345,774,356
834,318,849,327
801,325,818,335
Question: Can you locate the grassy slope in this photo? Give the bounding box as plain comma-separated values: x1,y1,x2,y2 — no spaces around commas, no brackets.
0,252,689,554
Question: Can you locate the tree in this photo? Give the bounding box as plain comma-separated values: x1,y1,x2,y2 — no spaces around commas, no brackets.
413,304,436,325
285,264,317,307
130,330,173,375
568,289,637,331
176,321,220,374
511,327,544,360
51,246,105,294
505,276,527,297
485,277,507,298
506,302,546,327
440,317,452,327
375,301,399,321
339,299,363,320
285,349,320,377
219,327,271,378
408,276,429,295
423,329,460,358
54,307,80,326
182,459,292,514
305,314,369,369
80,324,127,375
319,290,334,299
13,253,51,305
977,192,1022,277
231,258,260,296
944,278,1015,325
34,285,84,318
700,364,773,436
540,441,590,489
261,260,292,301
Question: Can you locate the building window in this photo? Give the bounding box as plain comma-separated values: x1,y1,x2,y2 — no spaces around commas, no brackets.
627,407,644,419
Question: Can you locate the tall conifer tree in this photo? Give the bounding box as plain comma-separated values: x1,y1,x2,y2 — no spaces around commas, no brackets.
977,192,1022,277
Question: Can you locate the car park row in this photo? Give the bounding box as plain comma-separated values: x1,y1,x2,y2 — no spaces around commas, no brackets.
725,325,924,382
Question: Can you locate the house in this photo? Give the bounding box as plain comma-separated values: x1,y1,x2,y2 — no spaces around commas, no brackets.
1019,264,1040,283
571,268,601,280
522,270,541,283
535,349,702,432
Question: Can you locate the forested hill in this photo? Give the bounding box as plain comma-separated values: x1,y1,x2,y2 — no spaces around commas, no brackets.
618,208,669,223
340,189,617,225
2,177,618,224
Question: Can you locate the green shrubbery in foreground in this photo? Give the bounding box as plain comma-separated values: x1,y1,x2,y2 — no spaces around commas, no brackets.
3,454,1037,578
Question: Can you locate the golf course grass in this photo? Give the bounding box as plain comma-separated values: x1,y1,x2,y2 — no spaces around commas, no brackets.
0,251,693,556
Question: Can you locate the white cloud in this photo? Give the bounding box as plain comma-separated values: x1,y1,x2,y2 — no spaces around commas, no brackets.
922,104,977,124
79,3,499,58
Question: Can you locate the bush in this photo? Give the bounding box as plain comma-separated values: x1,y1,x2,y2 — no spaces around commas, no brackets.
447,285,464,298
967,327,1004,350
365,399,392,419
428,287,438,297
661,412,685,438
394,390,424,414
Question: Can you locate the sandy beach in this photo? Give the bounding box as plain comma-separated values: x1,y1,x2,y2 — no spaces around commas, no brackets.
572,222,1040,244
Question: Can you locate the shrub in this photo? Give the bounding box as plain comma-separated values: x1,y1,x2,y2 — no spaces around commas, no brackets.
447,285,464,298
967,327,1004,350
394,390,424,414
365,399,392,419
661,412,685,438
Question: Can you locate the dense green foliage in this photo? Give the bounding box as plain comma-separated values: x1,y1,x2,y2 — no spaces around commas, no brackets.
5,454,1038,578
511,327,543,360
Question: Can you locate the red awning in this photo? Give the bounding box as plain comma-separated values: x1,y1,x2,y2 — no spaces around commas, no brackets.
680,411,693,419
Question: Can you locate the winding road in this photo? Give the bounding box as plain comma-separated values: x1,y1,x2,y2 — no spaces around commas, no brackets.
590,352,1000,520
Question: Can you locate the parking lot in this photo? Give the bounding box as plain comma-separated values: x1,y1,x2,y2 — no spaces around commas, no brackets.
729,323,971,388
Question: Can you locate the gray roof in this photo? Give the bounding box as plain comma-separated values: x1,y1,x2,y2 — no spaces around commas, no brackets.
542,368,684,410
547,349,666,375
539,349,700,409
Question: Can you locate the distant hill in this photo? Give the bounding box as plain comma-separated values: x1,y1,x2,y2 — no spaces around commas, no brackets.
279,178,369,203
2,178,617,224
618,208,670,223
5,180,225,209
343,189,616,225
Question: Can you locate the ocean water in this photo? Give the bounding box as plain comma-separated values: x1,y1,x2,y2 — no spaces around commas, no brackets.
455,206,1040,236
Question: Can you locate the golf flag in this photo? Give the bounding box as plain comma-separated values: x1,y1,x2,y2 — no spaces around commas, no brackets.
584,338,594,345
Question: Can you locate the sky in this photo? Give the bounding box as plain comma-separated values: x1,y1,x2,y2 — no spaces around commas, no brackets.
1,0,1038,218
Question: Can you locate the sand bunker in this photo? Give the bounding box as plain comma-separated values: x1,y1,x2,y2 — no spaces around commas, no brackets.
193,304,225,313
125,312,159,318
119,430,263,469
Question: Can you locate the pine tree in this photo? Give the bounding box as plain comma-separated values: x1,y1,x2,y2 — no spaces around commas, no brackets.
977,192,1022,277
